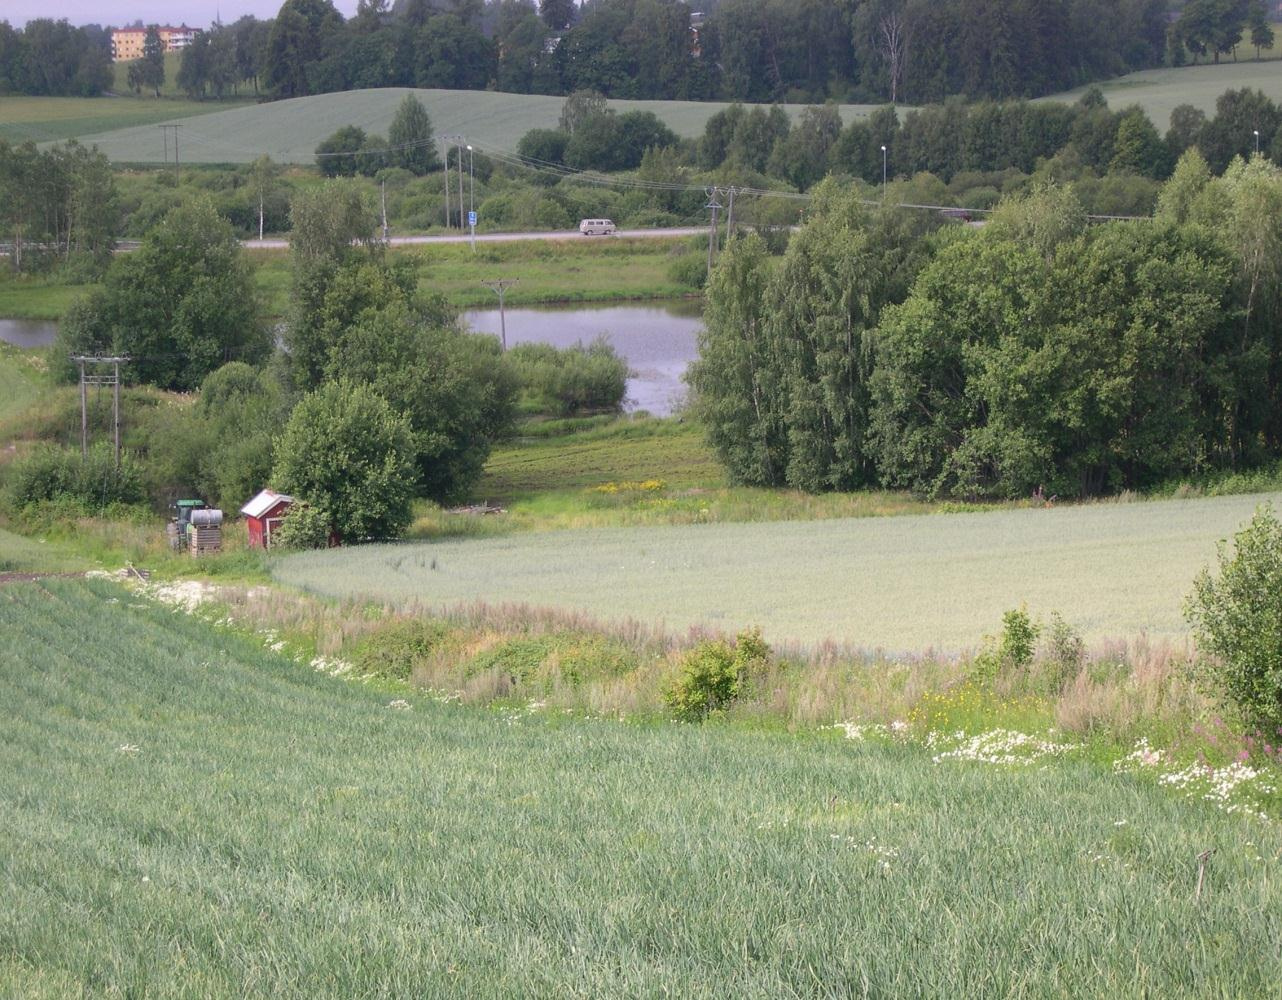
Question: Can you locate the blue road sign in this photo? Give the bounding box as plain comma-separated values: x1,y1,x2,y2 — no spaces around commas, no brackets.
468,211,477,227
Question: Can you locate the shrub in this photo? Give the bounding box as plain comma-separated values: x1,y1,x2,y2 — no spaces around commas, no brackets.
664,628,771,721
271,501,332,551
999,606,1041,669
969,606,1042,685
667,251,708,289
1187,504,1282,728
353,619,452,681
507,338,629,416
5,443,145,511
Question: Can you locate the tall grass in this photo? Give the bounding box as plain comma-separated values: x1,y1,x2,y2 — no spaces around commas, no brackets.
2,579,1279,997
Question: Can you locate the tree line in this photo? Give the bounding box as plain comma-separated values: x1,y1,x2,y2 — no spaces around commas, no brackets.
172,0,1178,107
690,152,1282,500
0,19,113,96
0,141,118,274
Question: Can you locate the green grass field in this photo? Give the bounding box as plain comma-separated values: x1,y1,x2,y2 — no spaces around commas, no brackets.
0,345,48,427
277,490,1282,651
0,93,240,145
1045,59,1282,128
0,526,85,573
248,237,698,317
2,578,1278,997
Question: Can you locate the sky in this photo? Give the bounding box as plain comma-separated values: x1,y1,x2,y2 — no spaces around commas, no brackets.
5,1,361,28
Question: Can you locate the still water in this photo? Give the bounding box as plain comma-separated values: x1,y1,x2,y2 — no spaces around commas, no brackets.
0,319,57,349
1,302,706,417
463,300,703,417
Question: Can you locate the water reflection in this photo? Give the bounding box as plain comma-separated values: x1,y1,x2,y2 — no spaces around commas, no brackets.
0,319,57,349
462,300,703,417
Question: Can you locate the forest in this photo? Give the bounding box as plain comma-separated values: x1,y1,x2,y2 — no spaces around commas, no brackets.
6,0,1269,105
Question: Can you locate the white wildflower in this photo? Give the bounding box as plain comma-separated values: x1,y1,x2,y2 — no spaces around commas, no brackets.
930,729,1074,766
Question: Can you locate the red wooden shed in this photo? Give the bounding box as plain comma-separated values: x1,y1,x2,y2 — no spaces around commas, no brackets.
241,489,294,549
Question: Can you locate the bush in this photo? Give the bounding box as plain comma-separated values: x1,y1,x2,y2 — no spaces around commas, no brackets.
667,251,708,289
664,628,770,721
353,619,452,680
271,501,332,551
5,443,145,511
272,380,416,542
507,338,629,416
970,606,1042,684
1187,504,1282,728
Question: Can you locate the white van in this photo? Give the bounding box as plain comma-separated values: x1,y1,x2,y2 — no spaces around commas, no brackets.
579,218,617,236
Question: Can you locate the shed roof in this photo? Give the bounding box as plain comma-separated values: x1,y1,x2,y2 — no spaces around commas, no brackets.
241,489,293,519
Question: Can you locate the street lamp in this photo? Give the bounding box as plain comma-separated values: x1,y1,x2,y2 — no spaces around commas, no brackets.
467,144,475,251
880,145,888,199
1254,129,1261,155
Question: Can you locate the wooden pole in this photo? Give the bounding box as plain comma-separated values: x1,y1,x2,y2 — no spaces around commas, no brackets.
79,358,87,460
113,360,121,469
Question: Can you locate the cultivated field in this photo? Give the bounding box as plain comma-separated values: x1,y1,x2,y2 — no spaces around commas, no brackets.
1045,60,1282,128
2,579,1278,997
60,87,882,165
8,56,1282,163
278,490,1282,651
0,94,237,145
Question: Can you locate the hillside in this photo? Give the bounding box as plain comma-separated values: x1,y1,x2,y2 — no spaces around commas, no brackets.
62,87,881,165
18,59,1272,165
2,578,1279,996
1045,59,1282,129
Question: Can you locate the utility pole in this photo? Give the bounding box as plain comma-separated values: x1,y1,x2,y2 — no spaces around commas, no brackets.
467,144,475,252
481,278,518,351
74,355,128,468
456,138,466,233
381,179,389,241
158,124,182,183
443,137,452,231
724,186,737,243
705,188,723,276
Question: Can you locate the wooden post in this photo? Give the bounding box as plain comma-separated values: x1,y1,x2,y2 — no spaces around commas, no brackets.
113,360,121,469
79,358,87,460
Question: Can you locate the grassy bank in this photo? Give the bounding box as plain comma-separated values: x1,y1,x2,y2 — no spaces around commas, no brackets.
2,578,1278,997
0,277,91,322
0,238,698,322
250,237,699,315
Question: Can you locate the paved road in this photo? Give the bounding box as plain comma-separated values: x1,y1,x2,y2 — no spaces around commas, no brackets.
242,226,707,250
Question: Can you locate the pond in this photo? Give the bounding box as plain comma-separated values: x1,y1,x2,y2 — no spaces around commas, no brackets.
0,302,708,417
0,319,57,349
462,300,703,417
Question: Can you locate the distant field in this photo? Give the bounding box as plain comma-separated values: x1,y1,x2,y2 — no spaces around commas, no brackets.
62,87,883,164
12,56,1281,164
3,578,1279,997
277,490,1282,651
0,94,242,145
1045,60,1282,128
